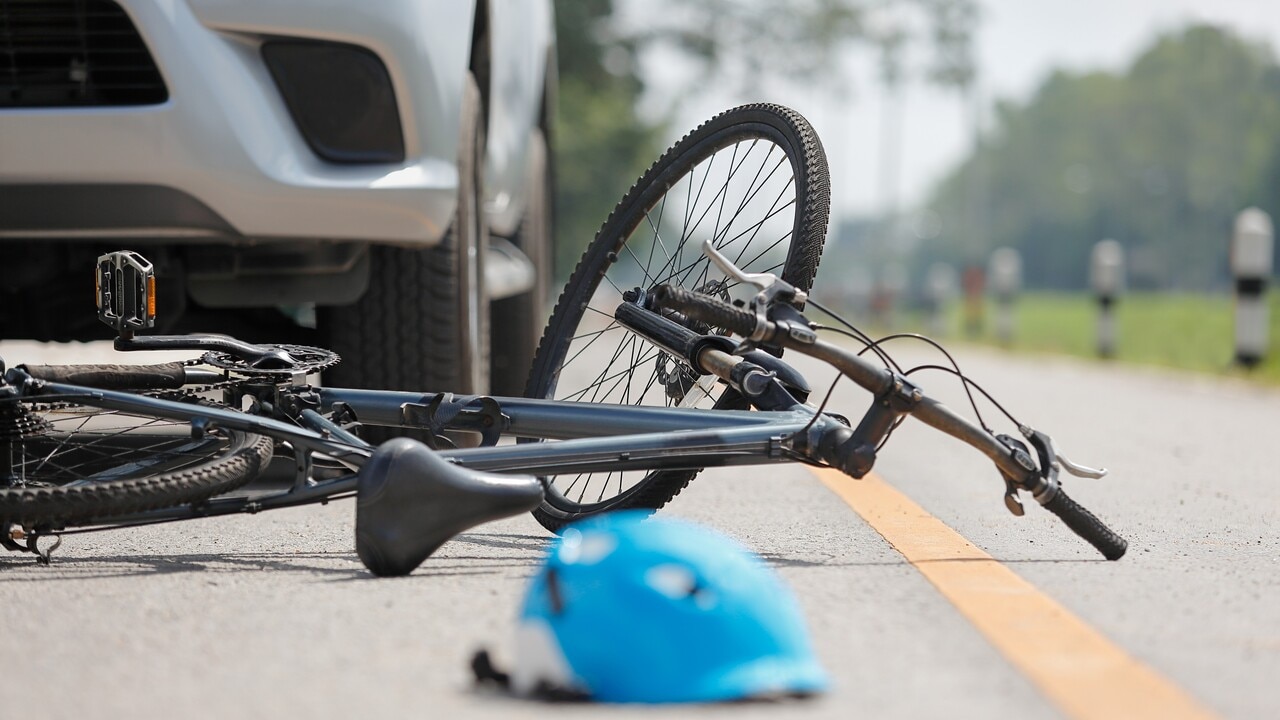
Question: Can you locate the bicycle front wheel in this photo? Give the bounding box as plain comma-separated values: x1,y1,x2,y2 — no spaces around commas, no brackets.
525,104,830,532
0,398,273,530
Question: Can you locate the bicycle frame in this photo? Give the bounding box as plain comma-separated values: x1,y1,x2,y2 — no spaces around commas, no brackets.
26,380,841,529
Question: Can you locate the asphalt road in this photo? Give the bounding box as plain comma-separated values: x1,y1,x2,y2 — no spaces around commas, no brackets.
0,338,1275,719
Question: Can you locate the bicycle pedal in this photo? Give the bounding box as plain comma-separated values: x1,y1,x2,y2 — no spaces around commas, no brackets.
96,250,156,337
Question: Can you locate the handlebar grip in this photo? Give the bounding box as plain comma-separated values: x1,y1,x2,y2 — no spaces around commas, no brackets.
20,362,188,390
1042,489,1127,560
652,285,759,338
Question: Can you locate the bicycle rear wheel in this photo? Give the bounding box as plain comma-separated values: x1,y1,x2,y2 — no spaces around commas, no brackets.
524,104,829,532
0,398,273,530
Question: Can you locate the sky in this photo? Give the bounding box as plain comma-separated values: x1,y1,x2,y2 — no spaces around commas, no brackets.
632,0,1280,223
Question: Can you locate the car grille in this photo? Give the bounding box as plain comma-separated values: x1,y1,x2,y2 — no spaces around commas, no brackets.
1,0,168,108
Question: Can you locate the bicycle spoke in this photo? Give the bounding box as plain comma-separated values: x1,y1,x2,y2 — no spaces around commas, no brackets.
569,323,624,344
662,197,797,290
674,142,762,262
8,404,236,490
592,334,647,403
562,336,658,403
649,140,760,291
31,413,177,477
563,321,624,368
594,347,663,405
571,332,641,403
674,162,791,290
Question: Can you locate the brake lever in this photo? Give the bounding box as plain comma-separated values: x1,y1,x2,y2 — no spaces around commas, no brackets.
701,239,808,307
994,428,1108,518
1055,450,1108,479
1020,425,1108,480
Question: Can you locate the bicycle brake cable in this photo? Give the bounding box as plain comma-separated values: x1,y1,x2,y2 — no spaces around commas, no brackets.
806,297,902,372
902,364,1025,429
811,323,997,435
859,332,994,434
786,298,1013,448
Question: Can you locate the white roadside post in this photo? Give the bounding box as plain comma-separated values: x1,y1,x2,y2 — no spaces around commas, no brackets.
988,248,1021,345
925,263,957,336
1090,239,1125,358
1231,208,1273,368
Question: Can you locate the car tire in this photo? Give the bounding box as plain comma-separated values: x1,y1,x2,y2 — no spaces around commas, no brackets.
320,73,489,418
490,127,552,397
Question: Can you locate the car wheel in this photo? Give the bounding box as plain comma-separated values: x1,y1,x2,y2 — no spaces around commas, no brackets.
320,72,489,418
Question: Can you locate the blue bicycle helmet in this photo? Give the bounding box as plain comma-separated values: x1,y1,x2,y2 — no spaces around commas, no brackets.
478,512,827,703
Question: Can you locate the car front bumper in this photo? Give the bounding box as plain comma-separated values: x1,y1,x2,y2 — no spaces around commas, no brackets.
0,0,477,246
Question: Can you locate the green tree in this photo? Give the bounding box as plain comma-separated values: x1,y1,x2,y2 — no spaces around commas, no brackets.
552,0,665,279
923,25,1280,290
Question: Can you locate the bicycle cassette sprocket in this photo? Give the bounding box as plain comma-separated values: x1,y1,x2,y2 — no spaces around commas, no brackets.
202,344,340,377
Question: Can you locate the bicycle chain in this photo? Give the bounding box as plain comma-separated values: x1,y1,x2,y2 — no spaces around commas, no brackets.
146,358,251,401
20,359,247,411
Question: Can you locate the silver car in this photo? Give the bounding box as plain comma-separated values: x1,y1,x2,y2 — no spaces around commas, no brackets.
0,0,556,397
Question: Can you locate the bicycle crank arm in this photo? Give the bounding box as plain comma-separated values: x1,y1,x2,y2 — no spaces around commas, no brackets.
115,334,299,369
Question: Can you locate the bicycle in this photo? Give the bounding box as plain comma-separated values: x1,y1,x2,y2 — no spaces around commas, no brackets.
0,104,1126,575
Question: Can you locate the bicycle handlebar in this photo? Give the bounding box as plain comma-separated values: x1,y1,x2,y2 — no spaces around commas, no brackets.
653,286,760,338
1041,490,1128,560
652,284,1128,560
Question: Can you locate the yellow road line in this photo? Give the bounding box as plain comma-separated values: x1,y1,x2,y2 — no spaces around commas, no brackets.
813,467,1218,720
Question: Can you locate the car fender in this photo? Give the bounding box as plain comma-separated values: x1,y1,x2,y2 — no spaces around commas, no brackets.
484,0,555,237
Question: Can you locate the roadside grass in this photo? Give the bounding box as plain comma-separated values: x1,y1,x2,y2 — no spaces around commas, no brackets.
812,292,1280,383
960,292,1280,382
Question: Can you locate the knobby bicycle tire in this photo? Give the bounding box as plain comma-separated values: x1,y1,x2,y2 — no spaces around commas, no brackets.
524,103,830,532
0,399,274,529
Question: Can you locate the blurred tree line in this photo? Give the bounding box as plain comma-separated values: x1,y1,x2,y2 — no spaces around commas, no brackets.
922,25,1280,291
551,0,663,277
552,0,976,279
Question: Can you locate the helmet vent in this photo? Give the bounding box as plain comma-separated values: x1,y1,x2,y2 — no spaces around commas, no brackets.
644,564,720,610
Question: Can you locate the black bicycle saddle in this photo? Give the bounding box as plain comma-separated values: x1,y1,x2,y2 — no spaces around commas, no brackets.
355,437,544,576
